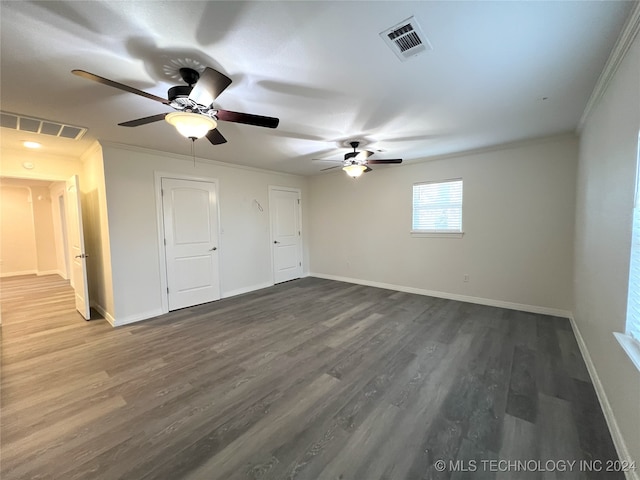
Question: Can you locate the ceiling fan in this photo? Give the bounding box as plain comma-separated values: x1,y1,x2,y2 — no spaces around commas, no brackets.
71,66,279,145
316,141,403,178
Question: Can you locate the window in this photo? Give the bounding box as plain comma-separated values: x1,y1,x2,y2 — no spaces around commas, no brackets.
412,178,463,236
627,206,640,342
616,137,640,372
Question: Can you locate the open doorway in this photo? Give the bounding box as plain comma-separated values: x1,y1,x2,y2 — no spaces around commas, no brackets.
0,176,90,325
0,178,68,278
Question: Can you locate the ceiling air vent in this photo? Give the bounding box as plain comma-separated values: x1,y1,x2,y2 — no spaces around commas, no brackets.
380,16,432,62
0,111,87,140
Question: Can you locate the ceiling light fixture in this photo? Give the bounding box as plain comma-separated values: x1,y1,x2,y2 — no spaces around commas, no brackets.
165,112,217,139
23,141,41,149
343,163,366,178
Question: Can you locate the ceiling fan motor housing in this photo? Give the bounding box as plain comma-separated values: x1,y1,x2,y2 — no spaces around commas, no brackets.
168,85,192,102
168,85,203,112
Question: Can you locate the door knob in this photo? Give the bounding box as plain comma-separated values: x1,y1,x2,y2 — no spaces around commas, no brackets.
75,253,89,259
273,240,280,244
210,247,217,251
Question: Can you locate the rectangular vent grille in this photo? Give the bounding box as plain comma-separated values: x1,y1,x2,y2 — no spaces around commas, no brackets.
380,16,432,62
388,24,421,52
0,111,87,140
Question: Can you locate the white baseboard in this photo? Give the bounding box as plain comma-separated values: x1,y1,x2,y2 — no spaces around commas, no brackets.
101,282,280,328
569,317,639,480
309,273,572,318
112,308,164,327
0,269,37,278
92,301,163,327
36,269,63,277
91,302,116,326
222,281,274,299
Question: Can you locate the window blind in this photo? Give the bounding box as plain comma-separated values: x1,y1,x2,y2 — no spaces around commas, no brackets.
412,179,463,232
627,204,640,342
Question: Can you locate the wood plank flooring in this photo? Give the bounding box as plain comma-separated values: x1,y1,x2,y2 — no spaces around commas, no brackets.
0,275,624,479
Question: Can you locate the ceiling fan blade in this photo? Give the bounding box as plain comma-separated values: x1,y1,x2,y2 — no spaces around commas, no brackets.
188,67,232,107
216,109,279,129
311,158,342,163
118,113,168,127
72,69,168,104
364,166,373,173
320,165,342,171
206,128,227,145
366,159,403,164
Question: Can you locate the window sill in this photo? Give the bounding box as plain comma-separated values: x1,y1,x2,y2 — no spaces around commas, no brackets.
410,231,464,238
614,332,640,373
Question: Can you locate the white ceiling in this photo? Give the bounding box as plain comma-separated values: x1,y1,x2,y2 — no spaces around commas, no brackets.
0,1,634,176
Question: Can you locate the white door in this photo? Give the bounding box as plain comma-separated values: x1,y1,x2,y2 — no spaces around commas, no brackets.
270,187,302,284
162,178,220,311
65,175,90,320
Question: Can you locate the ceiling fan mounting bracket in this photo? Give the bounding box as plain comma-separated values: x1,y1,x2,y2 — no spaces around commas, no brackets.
179,67,200,86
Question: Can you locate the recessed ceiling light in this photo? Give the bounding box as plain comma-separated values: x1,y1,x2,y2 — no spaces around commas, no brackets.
23,141,41,149
22,161,35,170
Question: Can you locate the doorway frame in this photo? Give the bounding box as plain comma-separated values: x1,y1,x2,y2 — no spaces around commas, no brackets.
0,175,71,280
268,185,303,284
154,171,221,314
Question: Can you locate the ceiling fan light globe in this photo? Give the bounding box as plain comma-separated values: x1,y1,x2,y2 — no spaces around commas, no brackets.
166,112,217,139
342,164,366,178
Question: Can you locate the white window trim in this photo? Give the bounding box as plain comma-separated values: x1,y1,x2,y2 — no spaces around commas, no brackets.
411,177,463,237
616,132,640,373
410,231,464,238
614,332,640,372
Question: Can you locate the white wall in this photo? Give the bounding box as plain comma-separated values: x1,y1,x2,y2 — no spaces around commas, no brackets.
0,147,83,181
0,149,85,281
0,183,62,277
309,135,578,315
100,143,308,325
0,186,37,276
49,182,68,279
29,186,58,274
81,143,115,322
574,31,640,471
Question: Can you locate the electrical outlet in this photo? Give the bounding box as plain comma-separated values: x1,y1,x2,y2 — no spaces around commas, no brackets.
463,274,469,282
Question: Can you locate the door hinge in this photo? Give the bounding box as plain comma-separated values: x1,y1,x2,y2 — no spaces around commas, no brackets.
299,262,302,266
298,231,301,236
161,189,164,196
297,198,300,204
164,238,166,246
167,287,169,294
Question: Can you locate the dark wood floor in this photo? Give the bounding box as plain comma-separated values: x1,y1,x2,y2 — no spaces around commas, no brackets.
0,275,623,480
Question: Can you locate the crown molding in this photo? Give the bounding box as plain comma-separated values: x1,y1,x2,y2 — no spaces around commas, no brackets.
318,132,578,177
578,1,640,131
408,132,577,166
98,140,305,179
80,140,103,163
